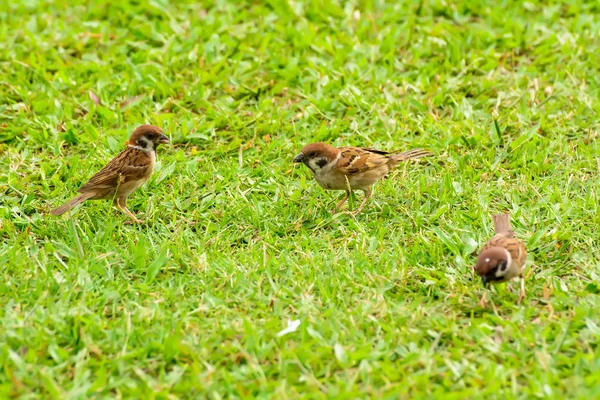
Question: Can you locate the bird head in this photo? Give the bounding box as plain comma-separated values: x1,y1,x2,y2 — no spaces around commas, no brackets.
128,124,170,152
474,246,512,287
293,142,338,173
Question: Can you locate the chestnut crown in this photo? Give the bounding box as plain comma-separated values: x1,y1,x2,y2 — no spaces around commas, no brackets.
293,142,338,164
128,124,169,151
475,247,510,286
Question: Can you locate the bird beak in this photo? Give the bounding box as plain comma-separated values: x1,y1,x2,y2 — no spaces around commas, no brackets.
481,276,489,287
293,153,305,163
158,134,170,144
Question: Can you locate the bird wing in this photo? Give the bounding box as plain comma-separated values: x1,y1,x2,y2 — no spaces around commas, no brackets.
482,233,527,269
337,147,391,175
78,147,153,193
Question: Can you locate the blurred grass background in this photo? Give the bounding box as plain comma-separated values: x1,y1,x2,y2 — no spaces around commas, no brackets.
1,0,600,397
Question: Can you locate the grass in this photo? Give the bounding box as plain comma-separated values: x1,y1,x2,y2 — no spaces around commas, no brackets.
1,0,600,397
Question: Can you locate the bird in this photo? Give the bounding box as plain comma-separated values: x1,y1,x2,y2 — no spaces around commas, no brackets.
293,142,433,215
50,124,169,223
474,213,528,306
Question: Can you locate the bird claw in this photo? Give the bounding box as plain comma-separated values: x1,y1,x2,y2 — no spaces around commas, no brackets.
479,292,487,308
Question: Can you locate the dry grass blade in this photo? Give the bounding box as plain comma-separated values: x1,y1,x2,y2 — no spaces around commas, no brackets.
88,90,102,105
120,95,145,110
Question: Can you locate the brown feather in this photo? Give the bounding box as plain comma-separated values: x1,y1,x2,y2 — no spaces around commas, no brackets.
390,148,434,162
295,142,433,214
49,124,167,222
51,192,95,215
127,124,164,146
78,147,153,197
358,148,392,155
337,147,392,175
336,147,432,175
481,235,527,268
297,143,339,161
493,213,512,235
477,211,527,280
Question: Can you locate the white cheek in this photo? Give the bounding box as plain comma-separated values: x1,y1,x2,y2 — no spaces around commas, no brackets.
496,250,513,276
505,250,513,269
139,138,152,150
308,159,321,171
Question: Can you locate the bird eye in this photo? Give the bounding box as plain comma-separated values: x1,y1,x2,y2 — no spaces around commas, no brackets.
147,133,156,139
308,151,317,157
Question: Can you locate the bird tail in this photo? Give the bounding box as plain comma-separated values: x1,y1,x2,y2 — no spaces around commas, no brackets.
50,193,94,216
493,213,511,234
390,149,434,162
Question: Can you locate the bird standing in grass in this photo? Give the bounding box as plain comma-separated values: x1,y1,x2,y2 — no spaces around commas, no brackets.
474,213,528,306
51,124,169,223
293,142,433,215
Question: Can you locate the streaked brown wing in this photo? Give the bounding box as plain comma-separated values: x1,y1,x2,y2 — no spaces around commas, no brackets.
359,147,392,156
78,147,152,193
506,238,527,268
482,233,527,268
337,147,390,175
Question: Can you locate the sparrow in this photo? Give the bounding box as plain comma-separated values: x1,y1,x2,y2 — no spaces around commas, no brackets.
474,213,528,306
50,124,170,223
293,142,433,214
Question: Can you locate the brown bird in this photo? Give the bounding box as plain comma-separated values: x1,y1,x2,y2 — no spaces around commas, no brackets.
51,124,169,223
474,213,528,306
293,143,433,214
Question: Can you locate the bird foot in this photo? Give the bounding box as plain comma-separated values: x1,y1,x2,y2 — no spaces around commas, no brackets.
479,292,487,308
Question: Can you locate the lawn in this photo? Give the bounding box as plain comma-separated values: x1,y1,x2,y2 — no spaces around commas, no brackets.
1,0,600,398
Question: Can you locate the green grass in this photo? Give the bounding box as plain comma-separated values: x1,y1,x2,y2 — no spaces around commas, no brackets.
2,0,600,397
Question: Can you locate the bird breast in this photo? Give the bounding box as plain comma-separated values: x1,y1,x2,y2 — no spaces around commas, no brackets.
311,154,347,190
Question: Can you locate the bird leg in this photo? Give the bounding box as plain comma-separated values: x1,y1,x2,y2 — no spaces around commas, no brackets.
332,190,350,214
352,188,372,216
517,276,526,305
115,197,143,224
479,291,487,308
480,291,498,314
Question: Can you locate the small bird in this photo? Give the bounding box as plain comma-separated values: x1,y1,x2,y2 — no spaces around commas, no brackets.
293,142,433,214
474,213,528,306
51,124,169,223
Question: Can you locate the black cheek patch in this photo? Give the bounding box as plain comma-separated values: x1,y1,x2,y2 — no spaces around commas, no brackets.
499,260,508,272
137,138,154,150
316,158,328,168
487,266,504,282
